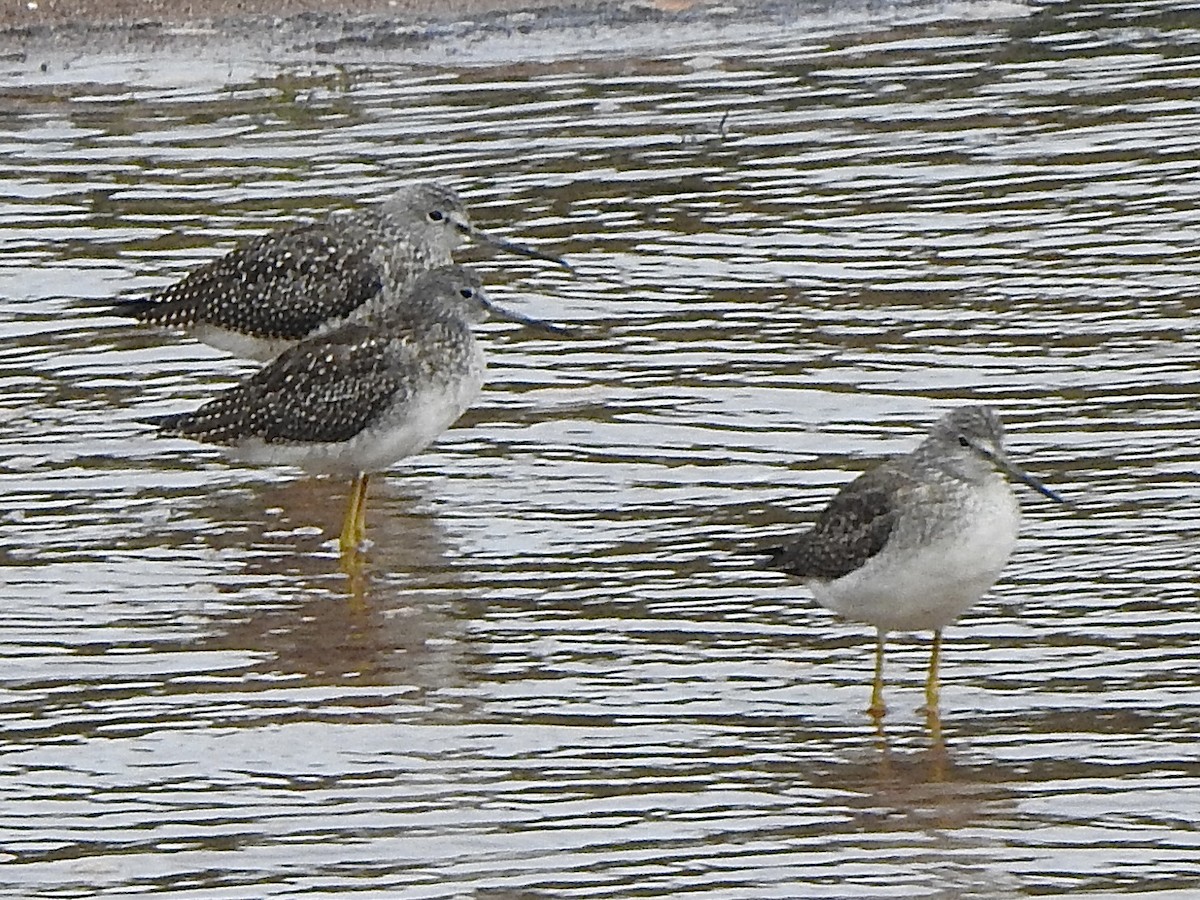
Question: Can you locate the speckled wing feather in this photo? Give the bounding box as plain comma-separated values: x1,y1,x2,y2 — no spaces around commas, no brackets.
118,219,385,340
767,464,913,581
157,322,414,445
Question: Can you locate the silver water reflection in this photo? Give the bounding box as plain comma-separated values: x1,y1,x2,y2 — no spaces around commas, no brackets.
2,1,1199,897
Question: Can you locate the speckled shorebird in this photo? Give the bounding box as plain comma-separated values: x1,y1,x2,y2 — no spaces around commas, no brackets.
116,182,568,361
149,265,566,557
765,405,1064,719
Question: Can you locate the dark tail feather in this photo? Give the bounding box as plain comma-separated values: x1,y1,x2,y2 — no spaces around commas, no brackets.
71,295,159,321
111,298,157,322
138,412,190,434
760,543,792,572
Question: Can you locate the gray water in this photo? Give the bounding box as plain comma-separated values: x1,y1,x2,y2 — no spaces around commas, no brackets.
2,0,1199,897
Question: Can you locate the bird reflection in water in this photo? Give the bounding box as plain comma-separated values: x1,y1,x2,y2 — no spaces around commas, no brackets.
193,477,471,694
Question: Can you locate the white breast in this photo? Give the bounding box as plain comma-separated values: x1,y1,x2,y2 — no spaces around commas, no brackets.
809,477,1022,633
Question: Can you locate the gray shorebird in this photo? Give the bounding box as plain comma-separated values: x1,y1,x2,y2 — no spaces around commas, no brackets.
148,265,566,557
765,405,1064,719
116,182,568,361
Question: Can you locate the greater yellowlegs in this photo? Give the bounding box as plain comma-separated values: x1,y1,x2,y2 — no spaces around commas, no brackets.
765,405,1065,718
117,182,568,360
149,264,566,557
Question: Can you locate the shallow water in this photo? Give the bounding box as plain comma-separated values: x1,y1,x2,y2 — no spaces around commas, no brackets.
2,0,1199,897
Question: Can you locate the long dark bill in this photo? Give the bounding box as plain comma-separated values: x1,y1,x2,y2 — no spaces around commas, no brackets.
485,299,573,338
1002,459,1067,504
471,227,572,270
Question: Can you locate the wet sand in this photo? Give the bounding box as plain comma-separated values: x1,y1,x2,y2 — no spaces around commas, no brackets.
0,0,721,55
4,0,601,31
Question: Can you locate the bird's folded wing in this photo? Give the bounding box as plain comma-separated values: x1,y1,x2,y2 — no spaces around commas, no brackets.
122,223,382,339
768,465,915,580
162,325,418,445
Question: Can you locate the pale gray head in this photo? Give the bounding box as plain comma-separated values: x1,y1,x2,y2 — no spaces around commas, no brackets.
921,405,1064,502
381,182,570,269
410,265,570,336
379,182,473,258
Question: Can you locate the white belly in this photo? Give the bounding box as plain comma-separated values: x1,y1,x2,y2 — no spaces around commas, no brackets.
189,324,296,362
810,478,1022,633
230,358,485,476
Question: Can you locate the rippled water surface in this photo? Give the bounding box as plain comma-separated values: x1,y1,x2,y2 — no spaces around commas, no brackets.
2,1,1199,896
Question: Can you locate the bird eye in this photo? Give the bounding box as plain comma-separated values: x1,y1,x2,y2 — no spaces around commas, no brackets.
459,288,473,299
428,210,445,222
958,436,970,448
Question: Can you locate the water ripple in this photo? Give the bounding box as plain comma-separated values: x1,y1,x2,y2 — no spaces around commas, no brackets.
1,1,1198,897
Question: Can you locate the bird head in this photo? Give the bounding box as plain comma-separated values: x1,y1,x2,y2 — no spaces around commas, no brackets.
928,405,1064,503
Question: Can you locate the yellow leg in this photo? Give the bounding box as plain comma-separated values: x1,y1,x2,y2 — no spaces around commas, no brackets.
925,632,948,778
925,628,943,713
926,702,945,758
341,544,368,607
339,474,368,556
867,630,887,719
354,472,371,548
